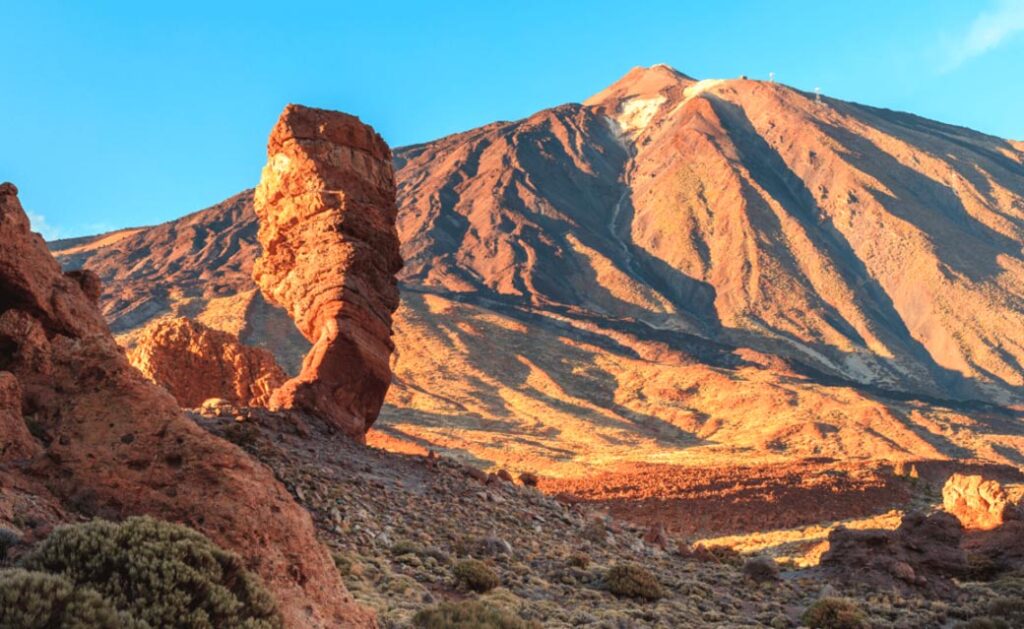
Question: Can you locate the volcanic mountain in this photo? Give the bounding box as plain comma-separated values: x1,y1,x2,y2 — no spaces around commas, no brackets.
52,65,1024,477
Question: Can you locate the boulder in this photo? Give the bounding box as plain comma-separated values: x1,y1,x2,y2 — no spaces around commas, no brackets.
253,104,402,439
127,317,287,408
0,182,373,627
942,473,1016,530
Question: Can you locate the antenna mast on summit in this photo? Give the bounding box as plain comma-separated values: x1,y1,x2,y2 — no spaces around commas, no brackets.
815,87,822,103
769,72,775,83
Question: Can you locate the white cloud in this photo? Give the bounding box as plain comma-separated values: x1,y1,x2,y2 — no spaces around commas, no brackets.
26,211,62,241
944,0,1024,71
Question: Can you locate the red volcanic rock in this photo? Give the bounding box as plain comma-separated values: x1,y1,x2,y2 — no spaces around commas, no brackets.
0,371,39,462
64,269,102,304
127,317,287,408
942,473,1016,531
253,104,402,439
0,183,373,627
819,511,966,597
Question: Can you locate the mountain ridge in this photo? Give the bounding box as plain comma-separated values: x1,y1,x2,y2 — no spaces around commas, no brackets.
52,65,1024,477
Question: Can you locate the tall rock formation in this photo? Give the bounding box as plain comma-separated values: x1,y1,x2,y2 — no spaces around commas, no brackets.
0,183,373,627
127,316,287,408
253,104,402,438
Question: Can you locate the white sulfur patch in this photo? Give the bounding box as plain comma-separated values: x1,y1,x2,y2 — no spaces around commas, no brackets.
613,95,667,136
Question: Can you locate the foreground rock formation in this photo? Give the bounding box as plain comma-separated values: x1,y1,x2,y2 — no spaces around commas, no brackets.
0,183,373,627
127,316,287,408
820,511,967,596
252,104,402,438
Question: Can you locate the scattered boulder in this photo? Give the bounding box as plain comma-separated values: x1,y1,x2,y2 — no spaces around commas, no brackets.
943,473,1017,531
464,466,488,483
0,182,373,627
253,104,403,439
519,472,539,487
819,511,967,597
743,556,781,582
127,317,287,408
643,523,670,550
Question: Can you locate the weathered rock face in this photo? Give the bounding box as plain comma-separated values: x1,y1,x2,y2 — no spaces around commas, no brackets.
253,104,402,438
0,183,373,627
127,317,287,408
819,511,967,597
942,473,1017,531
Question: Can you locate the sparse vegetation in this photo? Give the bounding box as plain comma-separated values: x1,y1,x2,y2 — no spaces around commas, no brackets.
0,568,142,628
17,516,281,628
801,597,869,629
0,528,19,563
566,552,590,569
412,599,540,629
453,559,500,593
605,563,664,601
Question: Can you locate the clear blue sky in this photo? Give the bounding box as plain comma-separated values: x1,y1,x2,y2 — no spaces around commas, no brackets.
3,0,1023,239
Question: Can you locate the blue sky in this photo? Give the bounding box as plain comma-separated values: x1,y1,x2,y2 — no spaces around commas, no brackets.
2,1,1023,239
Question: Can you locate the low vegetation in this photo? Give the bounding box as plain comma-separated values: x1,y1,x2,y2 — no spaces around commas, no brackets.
412,599,540,629
801,597,868,629
605,563,664,601
453,559,500,593
3,516,281,629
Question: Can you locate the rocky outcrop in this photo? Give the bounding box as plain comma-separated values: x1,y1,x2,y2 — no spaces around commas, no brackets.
819,511,967,597
942,473,1018,531
127,317,287,408
0,183,373,627
253,104,402,438
0,371,39,462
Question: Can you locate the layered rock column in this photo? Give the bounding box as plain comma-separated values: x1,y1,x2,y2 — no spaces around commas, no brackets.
253,104,402,438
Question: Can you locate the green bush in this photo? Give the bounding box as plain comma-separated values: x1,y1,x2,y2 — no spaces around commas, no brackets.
18,516,281,629
391,539,424,557
605,563,663,601
0,568,144,628
0,529,18,563
412,599,539,629
987,596,1024,623
453,559,500,593
801,597,869,629
955,618,1011,629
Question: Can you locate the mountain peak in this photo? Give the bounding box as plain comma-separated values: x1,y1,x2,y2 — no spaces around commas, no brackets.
584,64,695,109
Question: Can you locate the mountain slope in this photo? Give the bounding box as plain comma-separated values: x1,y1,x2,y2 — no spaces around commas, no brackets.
52,65,1024,476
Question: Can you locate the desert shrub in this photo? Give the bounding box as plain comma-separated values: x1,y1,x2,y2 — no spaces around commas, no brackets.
581,518,607,544
955,618,1010,629
987,596,1024,623
453,559,500,593
391,539,424,557
0,568,144,628
0,529,19,563
18,516,281,629
567,552,590,569
412,599,539,629
801,597,868,629
743,556,780,582
605,563,663,601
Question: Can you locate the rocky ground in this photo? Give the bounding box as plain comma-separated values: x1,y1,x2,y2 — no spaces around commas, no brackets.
197,409,1024,628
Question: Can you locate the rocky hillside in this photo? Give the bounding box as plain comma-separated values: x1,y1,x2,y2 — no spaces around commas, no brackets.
52,65,1024,478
